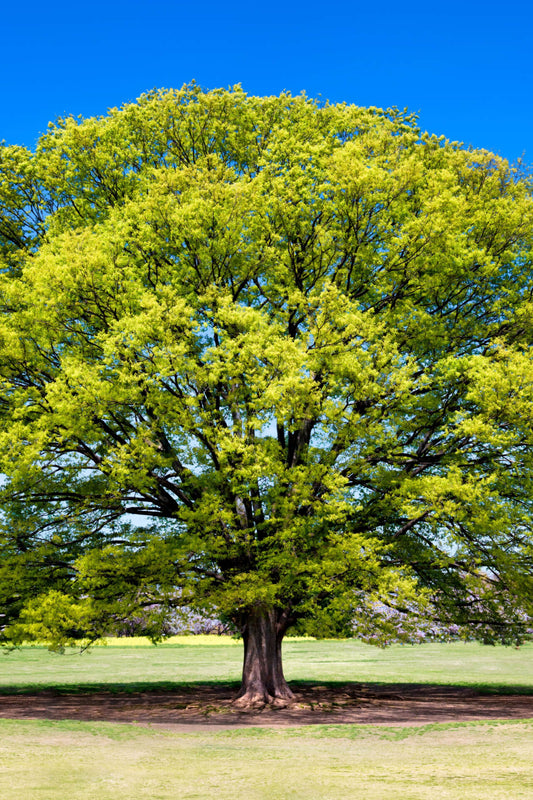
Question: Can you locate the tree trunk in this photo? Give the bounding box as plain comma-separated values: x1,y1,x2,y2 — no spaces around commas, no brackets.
234,608,295,708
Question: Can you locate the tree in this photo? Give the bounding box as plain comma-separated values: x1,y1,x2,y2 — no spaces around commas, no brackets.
1,85,533,706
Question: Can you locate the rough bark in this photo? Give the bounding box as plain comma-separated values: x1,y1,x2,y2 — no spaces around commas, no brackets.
234,608,295,708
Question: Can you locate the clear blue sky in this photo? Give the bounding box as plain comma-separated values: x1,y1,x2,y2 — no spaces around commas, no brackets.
2,0,532,163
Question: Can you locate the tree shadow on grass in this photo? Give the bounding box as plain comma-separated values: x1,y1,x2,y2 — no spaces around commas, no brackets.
1,681,533,726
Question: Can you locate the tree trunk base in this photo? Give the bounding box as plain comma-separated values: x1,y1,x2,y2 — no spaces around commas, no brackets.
233,685,295,710
233,607,294,709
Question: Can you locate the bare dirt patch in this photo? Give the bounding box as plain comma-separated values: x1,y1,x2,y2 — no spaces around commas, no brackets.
1,683,533,729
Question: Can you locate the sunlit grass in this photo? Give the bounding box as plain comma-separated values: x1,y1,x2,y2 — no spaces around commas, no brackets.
1,717,533,799
2,640,533,798
1,639,532,694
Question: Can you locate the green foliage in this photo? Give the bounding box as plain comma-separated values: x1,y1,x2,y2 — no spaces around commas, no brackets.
0,84,533,648
6,590,99,651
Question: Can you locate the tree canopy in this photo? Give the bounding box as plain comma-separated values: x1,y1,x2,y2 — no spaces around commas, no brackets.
1,85,533,705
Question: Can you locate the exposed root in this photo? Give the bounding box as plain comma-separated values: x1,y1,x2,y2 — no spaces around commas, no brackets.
233,687,295,710
233,693,270,710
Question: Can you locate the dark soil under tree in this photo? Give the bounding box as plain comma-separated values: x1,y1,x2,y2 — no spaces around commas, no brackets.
1,683,533,729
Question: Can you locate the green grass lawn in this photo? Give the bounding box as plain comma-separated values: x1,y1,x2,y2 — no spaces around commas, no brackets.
1,717,533,800
1,637,532,693
2,639,533,799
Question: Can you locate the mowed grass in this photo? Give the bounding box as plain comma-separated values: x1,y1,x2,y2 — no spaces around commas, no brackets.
1,637,532,693
1,717,533,800
2,639,533,799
